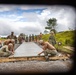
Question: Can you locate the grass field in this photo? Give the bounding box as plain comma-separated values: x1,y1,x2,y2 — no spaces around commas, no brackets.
42,30,75,47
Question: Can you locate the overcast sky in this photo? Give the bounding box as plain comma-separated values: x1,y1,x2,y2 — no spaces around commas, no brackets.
0,5,75,36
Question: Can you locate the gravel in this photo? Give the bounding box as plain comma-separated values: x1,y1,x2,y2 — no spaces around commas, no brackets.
0,59,73,74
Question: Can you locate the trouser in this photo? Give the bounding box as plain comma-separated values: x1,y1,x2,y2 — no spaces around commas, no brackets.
0,51,12,57
49,40,56,46
43,49,58,60
0,46,2,48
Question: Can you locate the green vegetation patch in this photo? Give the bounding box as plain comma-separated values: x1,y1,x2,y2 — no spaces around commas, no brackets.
42,30,75,46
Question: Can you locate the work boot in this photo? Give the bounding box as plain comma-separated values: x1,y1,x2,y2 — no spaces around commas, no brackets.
45,56,50,61
46,58,50,61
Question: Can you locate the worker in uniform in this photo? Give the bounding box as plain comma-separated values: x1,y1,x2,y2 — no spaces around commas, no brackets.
0,39,14,57
38,32,42,40
7,32,17,44
48,31,56,46
29,35,31,42
25,35,28,42
32,34,34,41
38,40,59,61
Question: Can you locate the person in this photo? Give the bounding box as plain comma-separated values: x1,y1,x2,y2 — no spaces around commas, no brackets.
35,35,38,42
3,39,15,53
25,35,28,42
18,35,22,44
7,32,17,44
29,35,31,42
18,33,25,44
38,32,42,40
38,40,59,61
0,39,14,57
48,31,56,46
0,40,2,48
32,34,34,41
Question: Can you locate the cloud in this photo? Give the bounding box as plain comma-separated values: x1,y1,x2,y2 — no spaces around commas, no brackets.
0,5,75,36
0,5,17,12
22,12,39,22
0,20,13,35
0,17,43,35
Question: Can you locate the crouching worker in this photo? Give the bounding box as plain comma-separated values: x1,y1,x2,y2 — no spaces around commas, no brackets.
0,44,13,57
38,40,59,61
3,39,15,54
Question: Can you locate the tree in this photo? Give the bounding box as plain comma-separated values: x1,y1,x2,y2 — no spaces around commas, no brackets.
68,27,73,31
44,30,48,34
45,18,57,34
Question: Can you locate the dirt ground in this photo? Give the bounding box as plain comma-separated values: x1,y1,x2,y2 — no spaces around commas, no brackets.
0,59,73,74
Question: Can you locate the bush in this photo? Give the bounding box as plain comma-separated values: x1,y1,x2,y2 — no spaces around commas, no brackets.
65,39,70,44
65,39,74,46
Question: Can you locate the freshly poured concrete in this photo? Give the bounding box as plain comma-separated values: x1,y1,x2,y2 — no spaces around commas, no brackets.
12,42,44,57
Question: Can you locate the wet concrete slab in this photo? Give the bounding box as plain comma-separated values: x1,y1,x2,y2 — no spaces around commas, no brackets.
14,44,21,50
12,42,43,57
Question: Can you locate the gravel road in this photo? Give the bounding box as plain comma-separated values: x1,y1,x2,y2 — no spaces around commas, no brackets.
0,59,73,74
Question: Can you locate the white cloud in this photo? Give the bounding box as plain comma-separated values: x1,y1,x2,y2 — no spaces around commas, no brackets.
0,5,75,36
22,12,39,22
19,5,46,10
0,16,43,35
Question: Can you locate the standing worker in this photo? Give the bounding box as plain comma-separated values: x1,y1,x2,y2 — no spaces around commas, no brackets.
48,31,56,46
29,35,31,42
38,32,42,40
7,32,17,44
35,35,38,43
18,33,25,44
25,35,28,42
32,34,34,42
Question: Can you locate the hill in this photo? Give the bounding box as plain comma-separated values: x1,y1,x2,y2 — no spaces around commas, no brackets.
42,30,75,47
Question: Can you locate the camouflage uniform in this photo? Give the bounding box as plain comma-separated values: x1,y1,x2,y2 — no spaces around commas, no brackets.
38,33,42,40
29,35,31,42
0,45,12,57
0,44,2,48
43,49,58,61
32,34,34,41
49,35,56,46
18,35,22,43
25,36,28,42
7,35,17,44
0,41,2,48
35,35,38,42
18,33,25,43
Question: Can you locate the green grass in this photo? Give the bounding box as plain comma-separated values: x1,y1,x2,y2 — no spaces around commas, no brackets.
0,38,7,41
42,34,50,42
55,30,75,46
42,30,75,46
55,45,73,54
42,30,75,54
